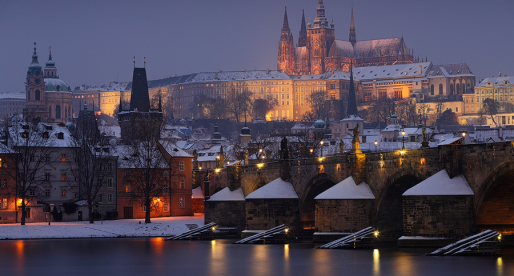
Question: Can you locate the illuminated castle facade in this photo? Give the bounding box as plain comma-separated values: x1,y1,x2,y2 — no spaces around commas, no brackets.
278,1,415,75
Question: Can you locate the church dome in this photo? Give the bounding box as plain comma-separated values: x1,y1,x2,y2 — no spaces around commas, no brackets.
44,78,71,92
313,118,325,129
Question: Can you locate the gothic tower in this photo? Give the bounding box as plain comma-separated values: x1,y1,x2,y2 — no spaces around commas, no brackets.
307,0,335,74
297,10,307,47
25,42,47,119
347,63,358,117
349,6,356,46
277,7,295,75
118,66,163,143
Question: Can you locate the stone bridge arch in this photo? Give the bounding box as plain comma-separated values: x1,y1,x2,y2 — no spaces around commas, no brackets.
476,161,514,232
374,167,425,238
298,173,337,229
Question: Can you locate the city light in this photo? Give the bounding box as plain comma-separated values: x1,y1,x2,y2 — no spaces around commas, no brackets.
257,163,264,168
215,168,221,173
374,231,379,237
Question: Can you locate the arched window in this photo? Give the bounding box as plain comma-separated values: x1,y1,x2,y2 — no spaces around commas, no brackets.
456,83,460,95
430,84,434,95
35,90,40,101
439,84,443,95
462,83,466,94
450,84,454,95
56,105,61,119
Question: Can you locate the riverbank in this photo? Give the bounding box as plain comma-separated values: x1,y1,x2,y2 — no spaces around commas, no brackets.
0,214,205,240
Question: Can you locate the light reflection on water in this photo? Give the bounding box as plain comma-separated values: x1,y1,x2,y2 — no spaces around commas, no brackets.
0,239,513,276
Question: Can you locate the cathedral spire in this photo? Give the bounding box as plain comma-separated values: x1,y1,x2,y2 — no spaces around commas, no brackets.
298,9,307,47
282,6,290,31
349,5,356,46
313,0,328,28
347,62,358,117
31,42,39,65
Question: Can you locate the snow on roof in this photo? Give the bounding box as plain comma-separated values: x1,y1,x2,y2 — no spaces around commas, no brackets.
0,91,25,100
207,187,245,201
192,186,204,199
314,176,375,200
353,62,432,81
158,140,194,158
341,114,363,121
428,63,474,78
438,137,462,145
478,76,514,86
8,119,75,148
245,178,298,199
403,170,474,196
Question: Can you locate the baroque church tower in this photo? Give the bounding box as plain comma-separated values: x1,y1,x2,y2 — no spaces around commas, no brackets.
25,43,47,119
277,7,295,75
25,43,73,123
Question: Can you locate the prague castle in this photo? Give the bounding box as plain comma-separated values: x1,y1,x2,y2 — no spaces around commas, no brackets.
278,1,414,75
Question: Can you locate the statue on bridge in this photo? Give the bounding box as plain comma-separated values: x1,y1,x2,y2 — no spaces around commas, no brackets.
340,139,345,154
352,125,362,154
421,126,429,148
280,136,289,160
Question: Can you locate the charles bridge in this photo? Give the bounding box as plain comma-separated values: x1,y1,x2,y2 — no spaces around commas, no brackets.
202,141,514,238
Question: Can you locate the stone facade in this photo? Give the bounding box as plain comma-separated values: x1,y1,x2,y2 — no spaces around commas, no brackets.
315,199,374,232
245,199,299,230
204,201,246,231
403,195,474,237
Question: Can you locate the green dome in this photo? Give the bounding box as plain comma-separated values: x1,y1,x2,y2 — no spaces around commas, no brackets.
44,78,71,92
313,118,325,129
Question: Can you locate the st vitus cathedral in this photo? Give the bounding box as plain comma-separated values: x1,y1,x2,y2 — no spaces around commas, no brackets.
278,1,415,75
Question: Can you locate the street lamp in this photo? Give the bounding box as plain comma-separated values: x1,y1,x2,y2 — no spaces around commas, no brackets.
401,129,406,150
320,140,324,157
462,132,466,137
374,140,378,152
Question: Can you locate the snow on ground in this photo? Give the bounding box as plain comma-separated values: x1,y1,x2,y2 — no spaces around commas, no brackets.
0,214,204,240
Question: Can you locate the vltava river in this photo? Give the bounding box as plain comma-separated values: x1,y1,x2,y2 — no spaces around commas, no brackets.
0,238,511,275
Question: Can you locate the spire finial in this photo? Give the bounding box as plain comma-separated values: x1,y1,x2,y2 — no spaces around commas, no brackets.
33,42,37,55
48,46,52,61
144,57,146,68
133,56,135,68
349,5,356,46
282,6,290,30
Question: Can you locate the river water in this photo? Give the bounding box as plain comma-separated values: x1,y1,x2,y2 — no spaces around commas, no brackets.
0,238,512,276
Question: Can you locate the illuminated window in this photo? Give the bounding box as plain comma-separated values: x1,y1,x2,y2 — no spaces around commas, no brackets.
1,179,6,188
179,197,185,208
125,185,131,193
61,154,66,162
61,173,66,181
163,203,169,212
61,189,66,197
2,198,7,209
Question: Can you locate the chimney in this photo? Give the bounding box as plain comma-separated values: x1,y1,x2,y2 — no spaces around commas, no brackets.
419,65,422,75
266,69,270,74
215,72,218,79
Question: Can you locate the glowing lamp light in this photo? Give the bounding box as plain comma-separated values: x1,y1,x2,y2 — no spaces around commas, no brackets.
262,155,265,159
215,168,221,173
199,166,202,170
320,140,324,145
284,228,289,234
374,231,379,237
259,148,263,153
257,163,264,169
402,130,405,137
462,132,466,137
498,234,502,241
400,150,405,155
374,140,378,146
227,161,230,165
310,149,314,153
216,155,220,160
318,157,324,162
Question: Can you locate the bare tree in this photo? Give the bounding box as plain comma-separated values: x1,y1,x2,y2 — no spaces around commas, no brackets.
307,90,332,119
6,116,55,225
252,98,278,120
396,102,418,126
121,121,169,223
482,98,499,125
302,111,317,121
368,97,395,124
417,102,432,126
68,112,115,223
226,84,252,122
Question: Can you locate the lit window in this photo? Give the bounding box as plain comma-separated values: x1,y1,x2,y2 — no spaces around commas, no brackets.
179,197,185,208
125,185,131,193
163,203,169,212
61,173,66,181
2,198,7,209
61,189,66,197
61,154,66,162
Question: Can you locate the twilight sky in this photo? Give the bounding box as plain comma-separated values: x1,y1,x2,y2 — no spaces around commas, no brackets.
1,0,513,92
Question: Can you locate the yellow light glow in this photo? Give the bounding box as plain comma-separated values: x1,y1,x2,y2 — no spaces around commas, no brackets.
318,157,324,162
227,161,230,165
310,149,313,153
262,155,265,159
498,234,502,241
211,240,216,245
285,228,289,234
400,150,405,155
320,141,324,145
215,168,221,173
374,231,379,237
259,148,263,153
199,166,202,170
462,132,466,137
257,163,264,168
